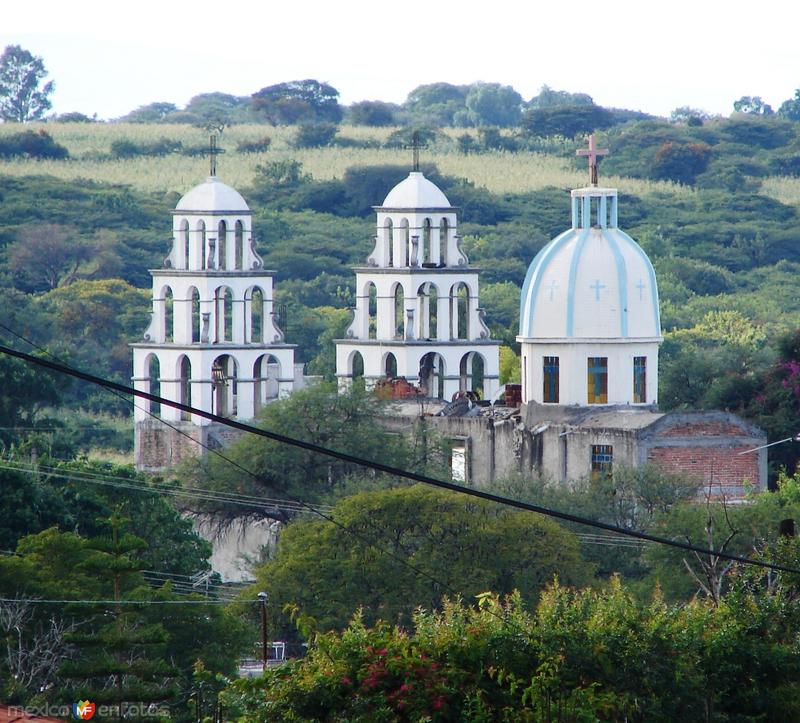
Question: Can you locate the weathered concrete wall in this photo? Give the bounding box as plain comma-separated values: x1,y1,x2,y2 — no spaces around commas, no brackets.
386,407,768,498
135,419,245,471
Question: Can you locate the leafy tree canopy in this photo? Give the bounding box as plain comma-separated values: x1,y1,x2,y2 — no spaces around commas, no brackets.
117,101,179,123
248,484,591,636
527,84,593,108
522,103,613,138
0,45,54,122
251,79,342,125
346,100,398,126
222,578,800,722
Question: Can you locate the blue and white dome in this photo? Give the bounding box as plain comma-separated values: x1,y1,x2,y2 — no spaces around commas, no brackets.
519,187,661,341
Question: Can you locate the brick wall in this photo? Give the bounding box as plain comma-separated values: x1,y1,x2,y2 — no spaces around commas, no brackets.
657,422,745,438
647,445,760,495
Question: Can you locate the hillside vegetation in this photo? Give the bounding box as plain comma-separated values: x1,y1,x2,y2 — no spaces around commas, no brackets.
1,116,800,471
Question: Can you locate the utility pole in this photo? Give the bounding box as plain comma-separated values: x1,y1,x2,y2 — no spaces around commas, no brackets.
257,591,268,671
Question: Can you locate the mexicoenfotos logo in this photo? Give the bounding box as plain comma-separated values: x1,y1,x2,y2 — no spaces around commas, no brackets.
73,700,95,720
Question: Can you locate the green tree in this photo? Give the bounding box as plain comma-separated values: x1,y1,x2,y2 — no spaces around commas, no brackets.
249,484,591,636
184,383,427,520
651,141,712,185
0,355,60,450
183,92,250,124
347,100,398,126
463,82,523,127
522,103,613,138
293,122,338,148
0,45,54,122
527,84,594,108
59,512,176,720
669,106,709,125
7,224,101,291
404,82,468,126
778,89,800,121
251,79,342,125
733,95,774,115
117,102,178,123
222,580,800,721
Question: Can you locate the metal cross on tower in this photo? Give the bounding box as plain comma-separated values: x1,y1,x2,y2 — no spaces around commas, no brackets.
205,133,226,177
406,130,427,172
577,134,609,186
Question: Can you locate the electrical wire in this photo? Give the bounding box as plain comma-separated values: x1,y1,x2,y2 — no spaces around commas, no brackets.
0,340,796,576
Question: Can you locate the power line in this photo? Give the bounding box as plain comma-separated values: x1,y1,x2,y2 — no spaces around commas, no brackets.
0,341,796,577
0,459,333,516
0,596,234,606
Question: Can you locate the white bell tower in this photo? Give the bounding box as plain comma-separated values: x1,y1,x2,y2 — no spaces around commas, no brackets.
335,169,500,400
131,139,297,468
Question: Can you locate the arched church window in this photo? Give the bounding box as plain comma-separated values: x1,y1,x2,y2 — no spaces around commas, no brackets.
212,354,238,418
451,282,470,339
439,218,449,266
416,282,438,340
180,220,190,269
178,356,192,420
385,219,394,267
163,287,173,343
235,221,244,269
146,354,160,417
351,351,365,379
367,283,377,339
422,218,432,265
190,288,201,343
197,221,207,269
400,219,410,267
419,352,445,399
218,220,227,270
393,284,405,339
216,286,234,342
250,287,264,343
253,354,280,414
459,352,485,398
384,352,397,378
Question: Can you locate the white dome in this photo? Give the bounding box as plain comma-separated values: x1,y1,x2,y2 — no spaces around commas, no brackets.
175,176,250,213
519,188,661,341
382,171,451,208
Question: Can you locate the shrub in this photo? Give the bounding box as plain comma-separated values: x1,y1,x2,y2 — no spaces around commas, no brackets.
0,130,69,159
236,136,271,153
293,122,338,149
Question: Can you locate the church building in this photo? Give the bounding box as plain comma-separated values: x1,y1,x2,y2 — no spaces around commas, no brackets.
334,169,501,400
131,150,301,470
385,140,767,499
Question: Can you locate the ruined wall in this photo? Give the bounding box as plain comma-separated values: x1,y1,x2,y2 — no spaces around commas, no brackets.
135,419,245,471
641,411,767,495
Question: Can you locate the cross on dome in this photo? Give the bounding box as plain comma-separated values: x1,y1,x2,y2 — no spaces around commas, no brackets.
577,134,609,186
405,130,428,172
204,131,226,177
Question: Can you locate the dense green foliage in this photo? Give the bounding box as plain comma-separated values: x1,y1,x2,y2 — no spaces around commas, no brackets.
0,45,54,123
247,484,591,638
222,574,800,722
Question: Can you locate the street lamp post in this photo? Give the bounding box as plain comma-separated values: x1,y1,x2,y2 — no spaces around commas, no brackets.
257,591,268,671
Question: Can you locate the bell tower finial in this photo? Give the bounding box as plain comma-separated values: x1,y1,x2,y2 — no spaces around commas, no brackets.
405,130,427,172
576,134,609,186
204,123,226,177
